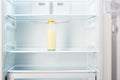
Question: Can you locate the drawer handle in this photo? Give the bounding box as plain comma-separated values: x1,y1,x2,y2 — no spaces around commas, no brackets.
39,3,45,6
57,3,64,6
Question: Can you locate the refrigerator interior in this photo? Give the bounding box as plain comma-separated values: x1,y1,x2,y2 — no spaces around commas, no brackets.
3,0,101,80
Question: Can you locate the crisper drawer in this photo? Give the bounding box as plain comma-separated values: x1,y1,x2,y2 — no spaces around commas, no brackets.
15,1,50,15
7,72,95,80
53,1,71,15
71,2,88,15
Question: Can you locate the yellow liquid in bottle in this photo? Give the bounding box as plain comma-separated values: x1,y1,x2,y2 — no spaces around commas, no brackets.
48,29,56,51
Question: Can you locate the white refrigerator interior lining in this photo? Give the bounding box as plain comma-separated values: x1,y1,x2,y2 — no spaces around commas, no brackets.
3,0,100,80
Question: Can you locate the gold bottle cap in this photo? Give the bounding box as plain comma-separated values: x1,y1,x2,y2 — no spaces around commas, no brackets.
48,20,56,23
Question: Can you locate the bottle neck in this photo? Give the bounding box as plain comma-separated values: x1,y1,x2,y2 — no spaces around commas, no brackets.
48,22,55,30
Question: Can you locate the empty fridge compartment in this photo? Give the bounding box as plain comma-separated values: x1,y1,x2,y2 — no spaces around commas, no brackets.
7,66,96,80
7,72,95,80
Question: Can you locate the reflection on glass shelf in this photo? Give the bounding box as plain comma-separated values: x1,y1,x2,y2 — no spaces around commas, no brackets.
8,65,96,73
7,48,98,53
15,79,88,80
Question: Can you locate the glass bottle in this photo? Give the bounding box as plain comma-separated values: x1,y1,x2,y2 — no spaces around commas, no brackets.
48,20,56,51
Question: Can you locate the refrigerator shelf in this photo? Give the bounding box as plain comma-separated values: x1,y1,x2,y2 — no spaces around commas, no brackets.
7,14,97,21
6,15,96,23
13,0,94,2
7,48,97,54
8,65,96,73
8,14,97,17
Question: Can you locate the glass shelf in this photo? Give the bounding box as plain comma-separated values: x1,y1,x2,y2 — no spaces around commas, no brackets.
8,65,96,73
6,15,96,23
7,48,98,54
7,14,97,17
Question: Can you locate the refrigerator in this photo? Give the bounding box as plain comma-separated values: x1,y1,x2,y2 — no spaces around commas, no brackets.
0,0,113,80
111,0,120,80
